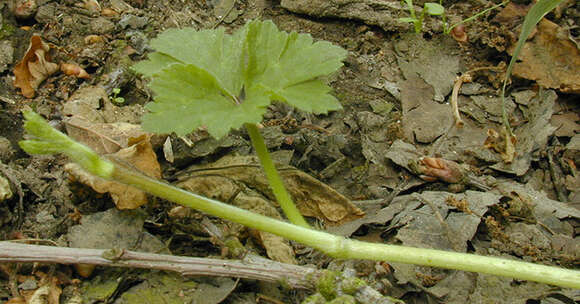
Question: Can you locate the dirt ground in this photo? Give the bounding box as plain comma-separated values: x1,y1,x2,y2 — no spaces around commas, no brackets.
0,0,579,303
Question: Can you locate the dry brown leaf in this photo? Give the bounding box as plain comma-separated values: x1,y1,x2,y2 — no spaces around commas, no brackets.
4,297,25,304
24,280,61,304
177,174,297,264
66,135,161,209
65,116,148,154
13,35,59,98
60,63,90,79
511,19,580,93
176,155,364,225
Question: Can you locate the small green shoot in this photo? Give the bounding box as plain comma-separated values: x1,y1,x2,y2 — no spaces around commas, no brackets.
400,0,444,33
400,0,509,34
18,111,580,289
110,87,125,105
132,20,348,228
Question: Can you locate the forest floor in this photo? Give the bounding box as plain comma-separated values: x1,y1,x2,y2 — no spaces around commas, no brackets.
0,0,579,303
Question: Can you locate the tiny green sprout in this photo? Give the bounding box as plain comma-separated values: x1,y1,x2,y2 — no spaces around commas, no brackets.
400,0,508,34
399,0,444,33
443,0,510,35
110,87,125,104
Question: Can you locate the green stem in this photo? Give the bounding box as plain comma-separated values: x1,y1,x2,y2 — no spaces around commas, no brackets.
447,0,510,34
111,165,580,289
245,123,309,228
112,166,327,246
19,112,580,289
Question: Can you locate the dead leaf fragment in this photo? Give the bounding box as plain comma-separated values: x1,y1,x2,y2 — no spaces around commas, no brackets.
13,0,38,19
484,127,516,163
414,157,466,184
23,277,62,304
176,155,364,225
66,135,161,209
511,19,580,93
13,35,59,98
60,63,90,79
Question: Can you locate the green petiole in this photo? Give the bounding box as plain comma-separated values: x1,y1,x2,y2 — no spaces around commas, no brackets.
245,123,309,228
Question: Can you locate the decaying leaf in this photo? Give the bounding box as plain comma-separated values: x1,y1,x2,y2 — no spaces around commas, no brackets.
66,135,161,209
176,155,364,225
65,117,147,154
60,62,90,79
484,127,516,163
22,275,62,304
511,19,580,93
13,35,59,98
412,157,467,184
178,173,297,264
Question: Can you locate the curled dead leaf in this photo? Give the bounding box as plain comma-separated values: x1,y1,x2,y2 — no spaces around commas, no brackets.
13,35,59,98
66,135,161,209
414,157,466,184
450,24,468,43
176,155,364,225
73,264,96,278
61,63,90,79
83,0,101,13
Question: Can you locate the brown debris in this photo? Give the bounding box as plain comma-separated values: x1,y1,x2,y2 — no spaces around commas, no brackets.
450,24,468,43
66,135,161,210
60,63,90,79
414,157,466,184
484,127,516,163
511,19,580,93
13,35,59,98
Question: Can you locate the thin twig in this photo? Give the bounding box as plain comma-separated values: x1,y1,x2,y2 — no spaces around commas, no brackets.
212,0,237,29
0,242,319,290
450,73,472,128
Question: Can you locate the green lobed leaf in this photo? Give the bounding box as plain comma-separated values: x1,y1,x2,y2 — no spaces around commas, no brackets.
142,64,270,138
134,20,347,139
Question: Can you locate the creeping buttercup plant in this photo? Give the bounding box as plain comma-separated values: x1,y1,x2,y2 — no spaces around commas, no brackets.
19,20,580,290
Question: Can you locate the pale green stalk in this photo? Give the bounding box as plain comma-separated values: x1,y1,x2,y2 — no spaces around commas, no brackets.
19,111,580,289
245,123,309,228
112,165,580,288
